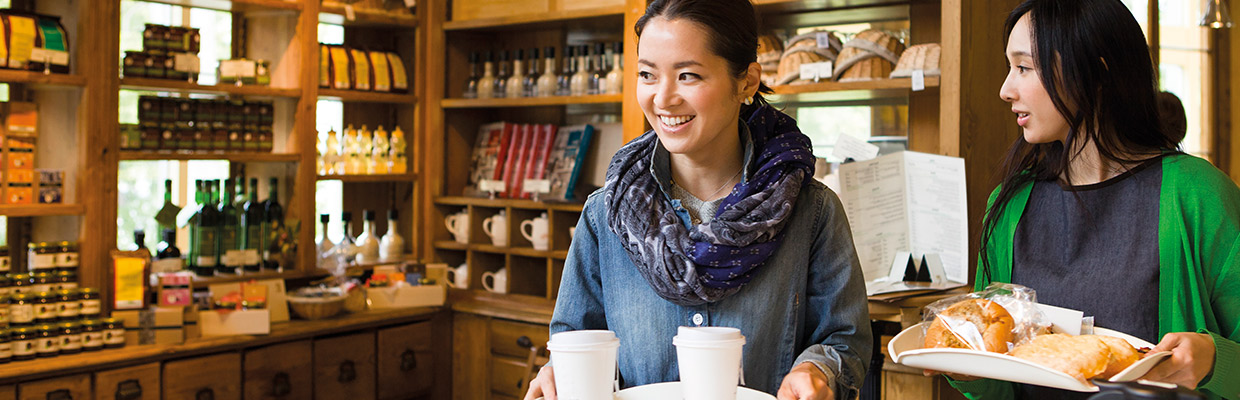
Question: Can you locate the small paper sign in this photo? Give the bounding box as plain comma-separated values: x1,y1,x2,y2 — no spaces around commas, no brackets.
815,61,834,80
799,64,818,81
523,179,551,194
832,133,880,162
344,5,356,21
479,179,505,193
912,70,926,92
816,32,832,49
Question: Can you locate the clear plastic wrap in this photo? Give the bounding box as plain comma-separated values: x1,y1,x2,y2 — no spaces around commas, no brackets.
921,282,1052,352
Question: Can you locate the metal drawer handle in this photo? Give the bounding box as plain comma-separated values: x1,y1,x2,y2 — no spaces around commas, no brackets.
272,372,291,396
338,360,357,383
115,379,142,400
400,349,417,372
196,388,214,400
46,389,72,400
517,335,533,349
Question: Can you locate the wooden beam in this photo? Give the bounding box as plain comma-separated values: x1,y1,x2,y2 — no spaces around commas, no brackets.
622,0,646,143
294,0,320,273
80,0,121,297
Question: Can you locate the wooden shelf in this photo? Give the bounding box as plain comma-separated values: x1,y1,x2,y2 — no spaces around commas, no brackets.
434,196,584,212
434,241,566,259
443,6,624,31
752,0,911,13
121,78,301,98
119,152,302,163
319,2,417,28
441,94,622,109
190,269,318,285
0,204,85,217
135,0,302,12
770,77,940,95
342,254,418,271
318,88,417,104
432,240,469,251
0,70,86,88
317,173,417,183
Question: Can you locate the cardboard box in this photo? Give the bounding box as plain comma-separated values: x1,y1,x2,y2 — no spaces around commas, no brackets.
367,284,445,309
113,306,184,329
207,279,289,323
198,309,270,336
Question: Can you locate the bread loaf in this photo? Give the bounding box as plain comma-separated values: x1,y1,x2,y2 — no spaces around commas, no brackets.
923,299,1016,353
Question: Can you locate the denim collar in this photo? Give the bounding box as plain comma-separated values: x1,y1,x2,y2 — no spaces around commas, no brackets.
650,120,756,198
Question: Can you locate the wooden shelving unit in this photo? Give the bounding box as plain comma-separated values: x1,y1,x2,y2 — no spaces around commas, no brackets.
320,1,418,28
119,151,302,163
318,88,417,104
317,173,418,182
440,94,622,108
0,70,87,88
190,269,321,285
434,196,584,212
441,5,624,31
120,77,301,98
771,76,940,94
0,204,86,217
135,0,302,12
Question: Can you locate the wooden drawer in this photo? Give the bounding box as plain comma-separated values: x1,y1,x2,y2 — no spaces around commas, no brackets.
95,363,160,400
244,340,313,400
489,356,529,399
163,352,242,400
314,332,376,400
377,322,434,400
19,374,90,400
489,319,548,359
0,385,12,400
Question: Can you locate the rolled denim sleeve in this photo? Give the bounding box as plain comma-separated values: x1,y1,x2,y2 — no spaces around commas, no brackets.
550,193,609,336
794,188,873,399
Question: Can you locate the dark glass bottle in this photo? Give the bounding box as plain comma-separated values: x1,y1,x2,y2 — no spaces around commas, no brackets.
261,177,284,270
241,178,263,272
194,180,220,276
156,228,180,260
218,178,240,275
187,179,203,272
132,230,149,257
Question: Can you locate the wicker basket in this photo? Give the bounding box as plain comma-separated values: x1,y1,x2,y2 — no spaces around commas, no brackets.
890,43,941,78
287,288,347,320
834,30,905,82
775,30,843,85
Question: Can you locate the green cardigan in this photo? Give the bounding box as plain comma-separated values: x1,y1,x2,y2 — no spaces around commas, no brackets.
950,155,1240,400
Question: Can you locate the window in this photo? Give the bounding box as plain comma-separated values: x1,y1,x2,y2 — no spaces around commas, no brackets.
315,23,345,244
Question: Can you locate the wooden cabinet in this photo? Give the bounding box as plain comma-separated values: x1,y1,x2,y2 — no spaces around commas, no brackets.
18,374,90,400
489,357,528,399
377,322,435,399
243,341,313,400
0,385,12,400
163,353,242,400
94,363,160,400
453,311,550,400
314,332,377,400
490,319,548,359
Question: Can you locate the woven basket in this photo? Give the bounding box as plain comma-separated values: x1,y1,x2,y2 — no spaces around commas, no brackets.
775,30,843,85
834,30,905,82
287,288,347,320
890,43,941,78
758,33,784,86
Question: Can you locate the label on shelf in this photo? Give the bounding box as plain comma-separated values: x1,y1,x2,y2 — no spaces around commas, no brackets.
800,62,833,81
29,48,68,67
912,70,926,92
344,5,356,21
479,179,505,193
816,32,832,49
523,179,551,194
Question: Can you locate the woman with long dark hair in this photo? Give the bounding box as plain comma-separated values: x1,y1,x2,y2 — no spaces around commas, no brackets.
523,0,871,399
950,0,1240,398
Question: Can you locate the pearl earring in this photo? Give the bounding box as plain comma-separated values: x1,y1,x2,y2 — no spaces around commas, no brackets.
743,97,753,105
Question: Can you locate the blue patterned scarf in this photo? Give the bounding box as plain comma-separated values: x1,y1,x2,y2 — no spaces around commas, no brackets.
604,105,815,306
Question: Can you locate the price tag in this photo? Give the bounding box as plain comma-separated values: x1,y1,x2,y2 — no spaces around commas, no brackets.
912,70,926,92
479,179,505,193
344,5,356,21
523,179,552,194
815,61,834,80
816,32,831,49
799,64,817,81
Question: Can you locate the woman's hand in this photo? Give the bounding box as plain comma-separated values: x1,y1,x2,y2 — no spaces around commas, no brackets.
523,366,557,400
777,362,835,400
1140,332,1216,389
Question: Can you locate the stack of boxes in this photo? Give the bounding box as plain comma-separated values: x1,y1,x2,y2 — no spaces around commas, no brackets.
0,102,63,205
121,96,275,153
122,23,201,81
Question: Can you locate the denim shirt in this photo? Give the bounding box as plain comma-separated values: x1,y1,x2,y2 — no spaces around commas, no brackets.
550,126,873,397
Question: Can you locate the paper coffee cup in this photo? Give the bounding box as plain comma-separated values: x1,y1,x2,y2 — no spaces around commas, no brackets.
547,330,620,400
674,327,746,400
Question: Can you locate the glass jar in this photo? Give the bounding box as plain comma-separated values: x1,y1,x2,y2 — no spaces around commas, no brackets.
0,246,10,274
79,319,103,351
0,294,9,327
35,324,57,358
9,293,33,326
56,322,80,355
78,288,101,318
0,274,11,297
102,318,125,349
55,289,78,321
55,242,78,273
30,272,53,294
0,329,11,363
33,292,57,324
52,270,77,291
11,327,34,361
27,242,56,272
8,273,29,295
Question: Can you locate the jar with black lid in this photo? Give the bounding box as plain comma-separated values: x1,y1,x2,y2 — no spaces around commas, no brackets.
28,242,56,272
79,319,103,351
8,273,30,295
0,328,11,363
102,318,125,349
33,292,57,324
30,272,53,294
78,288,101,318
11,327,34,361
56,241,78,273
55,289,79,321
0,274,11,297
0,294,9,327
9,293,33,326
53,270,77,291
35,324,57,358
0,246,9,274
56,322,80,355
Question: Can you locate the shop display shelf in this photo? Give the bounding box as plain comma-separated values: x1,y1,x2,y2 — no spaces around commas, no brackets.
316,173,417,183
770,77,940,95
0,70,86,88
121,78,301,98
319,1,417,28
442,5,624,31
191,269,319,286
318,88,417,104
119,152,302,163
434,196,584,212
441,94,622,109
0,204,85,217
136,0,302,12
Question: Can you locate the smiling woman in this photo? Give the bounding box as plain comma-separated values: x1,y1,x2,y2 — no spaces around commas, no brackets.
525,1,873,399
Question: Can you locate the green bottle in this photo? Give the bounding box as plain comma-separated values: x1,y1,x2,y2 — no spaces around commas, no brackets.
218,179,240,275
242,178,263,272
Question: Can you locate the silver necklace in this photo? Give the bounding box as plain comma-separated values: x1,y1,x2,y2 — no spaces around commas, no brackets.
700,168,743,200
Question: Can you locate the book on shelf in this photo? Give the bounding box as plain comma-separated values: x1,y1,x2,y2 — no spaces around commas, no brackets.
508,124,534,198
521,124,558,199
464,122,511,197
498,123,526,198
545,124,595,202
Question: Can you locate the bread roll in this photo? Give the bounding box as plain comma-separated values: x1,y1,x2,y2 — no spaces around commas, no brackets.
923,299,1016,353
1009,334,1112,381
1094,335,1140,379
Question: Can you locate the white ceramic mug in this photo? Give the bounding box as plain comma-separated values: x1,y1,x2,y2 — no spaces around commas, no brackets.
444,211,470,244
482,268,508,294
445,263,469,289
520,212,550,251
482,211,509,247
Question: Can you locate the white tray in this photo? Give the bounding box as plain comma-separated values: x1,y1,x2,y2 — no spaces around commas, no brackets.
888,322,1171,392
616,382,776,400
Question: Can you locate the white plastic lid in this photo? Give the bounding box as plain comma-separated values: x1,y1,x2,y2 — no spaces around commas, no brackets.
673,326,746,348
547,330,620,352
